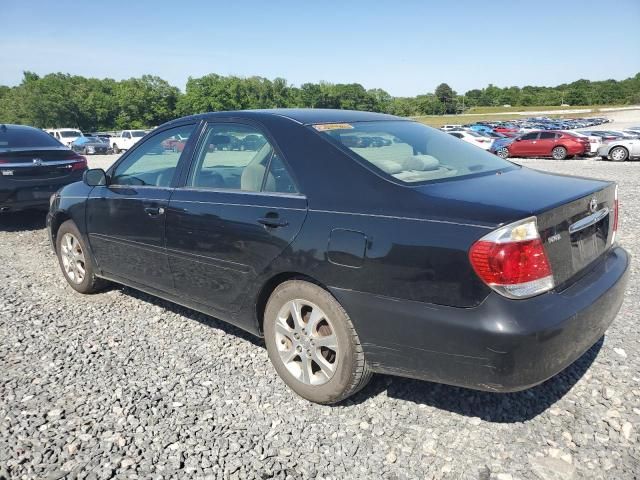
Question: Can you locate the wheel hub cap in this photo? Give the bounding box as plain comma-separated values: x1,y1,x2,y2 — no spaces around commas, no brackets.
60,232,86,284
274,299,339,386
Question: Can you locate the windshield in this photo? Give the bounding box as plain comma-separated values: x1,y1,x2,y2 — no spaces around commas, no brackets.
60,130,82,138
314,120,515,184
131,130,146,137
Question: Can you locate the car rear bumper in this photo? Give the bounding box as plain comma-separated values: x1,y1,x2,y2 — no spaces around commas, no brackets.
1,175,82,212
330,246,629,392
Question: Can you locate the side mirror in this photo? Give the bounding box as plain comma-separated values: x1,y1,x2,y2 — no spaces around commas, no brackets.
83,168,107,186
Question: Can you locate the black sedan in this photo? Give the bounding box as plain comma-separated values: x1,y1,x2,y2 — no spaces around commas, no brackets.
47,110,629,404
1,124,87,213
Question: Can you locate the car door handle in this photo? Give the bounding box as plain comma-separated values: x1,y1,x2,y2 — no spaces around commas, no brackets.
257,217,288,228
144,206,165,216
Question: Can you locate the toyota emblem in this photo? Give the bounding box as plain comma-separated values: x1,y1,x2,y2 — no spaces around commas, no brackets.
589,197,598,213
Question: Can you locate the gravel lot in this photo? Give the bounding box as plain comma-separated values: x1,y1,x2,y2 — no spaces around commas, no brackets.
1,155,639,478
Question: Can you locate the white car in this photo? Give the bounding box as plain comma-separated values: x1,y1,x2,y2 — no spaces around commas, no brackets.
597,138,640,162
447,130,492,150
440,124,463,131
110,130,147,153
566,131,601,155
45,128,84,146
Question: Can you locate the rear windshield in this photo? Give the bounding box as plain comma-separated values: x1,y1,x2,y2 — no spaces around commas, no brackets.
314,120,515,184
131,130,146,137
0,126,64,149
60,130,82,137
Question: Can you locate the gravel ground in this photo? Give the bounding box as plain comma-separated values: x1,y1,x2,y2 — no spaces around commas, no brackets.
1,158,639,480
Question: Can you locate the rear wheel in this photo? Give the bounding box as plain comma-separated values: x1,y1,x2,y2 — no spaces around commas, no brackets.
610,146,629,162
55,220,107,294
552,146,567,160
496,147,509,159
264,280,372,404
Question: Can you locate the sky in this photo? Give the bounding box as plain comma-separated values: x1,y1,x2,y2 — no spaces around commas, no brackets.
1,0,639,97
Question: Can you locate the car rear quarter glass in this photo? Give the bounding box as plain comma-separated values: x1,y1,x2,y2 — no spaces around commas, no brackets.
314,120,515,184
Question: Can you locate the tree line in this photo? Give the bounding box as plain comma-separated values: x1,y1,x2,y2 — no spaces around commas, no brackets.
0,71,638,131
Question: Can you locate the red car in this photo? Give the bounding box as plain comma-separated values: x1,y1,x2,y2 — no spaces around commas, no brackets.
499,131,589,160
494,125,519,134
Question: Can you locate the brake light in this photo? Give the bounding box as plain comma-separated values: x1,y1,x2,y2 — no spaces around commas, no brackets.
469,217,554,299
612,185,619,243
70,156,87,171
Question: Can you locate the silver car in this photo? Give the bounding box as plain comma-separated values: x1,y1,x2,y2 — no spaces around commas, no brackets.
597,138,640,162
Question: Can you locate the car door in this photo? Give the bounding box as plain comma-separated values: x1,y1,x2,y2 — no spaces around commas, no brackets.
165,121,308,319
536,131,558,156
510,132,539,156
86,123,197,292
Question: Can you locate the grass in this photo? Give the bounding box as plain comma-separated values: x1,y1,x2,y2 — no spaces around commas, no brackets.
413,104,635,127
464,105,626,114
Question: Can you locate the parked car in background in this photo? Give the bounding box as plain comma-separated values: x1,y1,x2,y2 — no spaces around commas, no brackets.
441,124,463,131
110,130,146,153
45,128,84,146
47,109,628,404
597,138,640,162
490,136,516,157
448,130,493,150
568,131,601,156
582,131,625,142
89,132,113,144
1,124,87,213
71,136,110,155
493,124,519,134
501,131,589,160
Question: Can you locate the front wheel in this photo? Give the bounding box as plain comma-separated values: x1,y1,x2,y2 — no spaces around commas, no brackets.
496,147,509,159
55,220,107,294
264,280,372,404
610,146,629,162
552,146,567,160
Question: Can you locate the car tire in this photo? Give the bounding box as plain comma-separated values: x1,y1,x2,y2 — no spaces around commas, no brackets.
552,146,567,160
112,144,120,154
610,146,629,162
55,220,107,294
600,156,608,161
264,280,372,404
496,147,509,159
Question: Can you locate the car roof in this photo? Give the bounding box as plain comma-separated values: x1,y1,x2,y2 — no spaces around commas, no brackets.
168,108,404,127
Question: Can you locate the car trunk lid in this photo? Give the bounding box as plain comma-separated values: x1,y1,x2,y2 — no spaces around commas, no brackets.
413,166,616,288
0,148,86,181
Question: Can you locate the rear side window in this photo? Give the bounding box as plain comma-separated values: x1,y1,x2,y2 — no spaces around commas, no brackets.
0,126,64,149
520,132,539,140
314,121,515,184
189,123,297,193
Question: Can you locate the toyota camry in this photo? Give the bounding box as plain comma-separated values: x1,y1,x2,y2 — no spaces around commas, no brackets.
47,109,629,404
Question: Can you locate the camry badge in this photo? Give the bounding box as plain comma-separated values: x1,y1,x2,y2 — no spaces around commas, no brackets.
589,197,598,213
32,158,43,166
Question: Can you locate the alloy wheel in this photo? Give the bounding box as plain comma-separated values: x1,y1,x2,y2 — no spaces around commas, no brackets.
610,147,628,162
274,299,339,386
552,147,567,160
60,233,86,284
497,148,509,159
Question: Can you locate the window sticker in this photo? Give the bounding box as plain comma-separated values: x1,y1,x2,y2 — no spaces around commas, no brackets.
312,123,354,132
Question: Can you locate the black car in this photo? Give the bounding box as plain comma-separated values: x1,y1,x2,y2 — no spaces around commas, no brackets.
1,124,87,213
47,109,629,404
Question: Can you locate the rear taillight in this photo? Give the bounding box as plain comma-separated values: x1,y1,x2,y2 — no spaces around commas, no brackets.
469,217,554,299
612,184,619,243
70,156,87,171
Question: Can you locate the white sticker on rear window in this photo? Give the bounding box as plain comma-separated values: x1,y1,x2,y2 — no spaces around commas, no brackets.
312,123,354,132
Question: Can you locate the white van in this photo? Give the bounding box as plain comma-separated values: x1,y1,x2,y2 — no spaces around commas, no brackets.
45,128,84,146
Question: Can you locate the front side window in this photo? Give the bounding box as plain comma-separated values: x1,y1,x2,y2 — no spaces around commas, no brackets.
111,124,194,187
189,123,297,193
520,132,539,140
315,121,515,184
